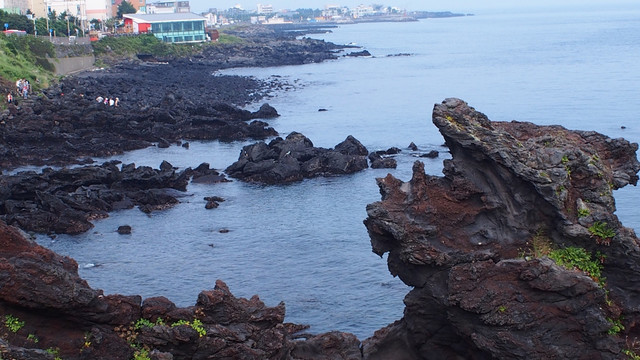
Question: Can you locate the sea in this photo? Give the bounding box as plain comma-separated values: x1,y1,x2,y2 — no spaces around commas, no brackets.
35,6,640,340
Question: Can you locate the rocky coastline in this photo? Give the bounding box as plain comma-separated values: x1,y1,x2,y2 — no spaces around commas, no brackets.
1,23,640,360
0,25,346,171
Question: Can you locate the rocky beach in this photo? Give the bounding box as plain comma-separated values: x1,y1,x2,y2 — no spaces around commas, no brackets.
1,24,640,360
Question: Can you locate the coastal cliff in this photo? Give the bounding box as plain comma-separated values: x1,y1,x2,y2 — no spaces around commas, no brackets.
363,98,640,359
2,95,639,358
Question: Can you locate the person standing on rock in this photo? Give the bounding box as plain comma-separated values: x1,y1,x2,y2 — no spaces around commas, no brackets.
115,97,119,107
7,92,13,103
109,98,114,106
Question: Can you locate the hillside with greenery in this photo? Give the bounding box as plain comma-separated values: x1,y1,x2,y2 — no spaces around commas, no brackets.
0,34,56,94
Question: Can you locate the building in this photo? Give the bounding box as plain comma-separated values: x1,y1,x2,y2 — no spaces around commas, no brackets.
146,0,189,14
28,0,46,17
85,0,109,21
0,0,28,14
353,5,374,18
123,12,206,43
256,3,271,14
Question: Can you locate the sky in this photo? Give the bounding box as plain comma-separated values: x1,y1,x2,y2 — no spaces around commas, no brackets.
190,0,638,14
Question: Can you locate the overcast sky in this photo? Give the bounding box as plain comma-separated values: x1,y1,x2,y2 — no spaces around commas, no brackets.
191,0,638,14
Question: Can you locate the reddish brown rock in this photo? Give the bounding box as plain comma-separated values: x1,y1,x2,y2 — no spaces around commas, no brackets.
363,98,640,359
0,220,362,359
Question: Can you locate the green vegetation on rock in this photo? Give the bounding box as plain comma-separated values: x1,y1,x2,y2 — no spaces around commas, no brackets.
548,246,603,282
4,314,25,333
0,33,55,89
588,221,616,242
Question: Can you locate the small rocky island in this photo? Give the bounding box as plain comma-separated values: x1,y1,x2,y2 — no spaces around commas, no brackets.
1,97,639,359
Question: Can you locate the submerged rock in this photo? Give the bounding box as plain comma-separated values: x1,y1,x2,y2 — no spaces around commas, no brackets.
363,98,640,359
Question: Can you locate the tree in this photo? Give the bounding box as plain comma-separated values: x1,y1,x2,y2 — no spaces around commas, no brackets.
117,1,136,19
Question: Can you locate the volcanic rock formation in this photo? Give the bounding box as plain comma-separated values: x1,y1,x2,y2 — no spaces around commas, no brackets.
363,98,640,359
225,132,369,184
0,161,226,234
0,219,362,360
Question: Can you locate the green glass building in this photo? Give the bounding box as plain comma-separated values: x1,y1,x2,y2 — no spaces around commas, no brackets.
123,13,207,43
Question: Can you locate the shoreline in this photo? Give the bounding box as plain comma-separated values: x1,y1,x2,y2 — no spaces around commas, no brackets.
0,25,351,171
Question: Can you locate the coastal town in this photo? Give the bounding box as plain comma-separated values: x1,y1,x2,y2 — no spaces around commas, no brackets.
1,0,465,43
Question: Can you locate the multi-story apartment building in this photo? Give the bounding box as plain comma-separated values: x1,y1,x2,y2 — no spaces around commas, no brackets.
256,3,272,14
146,0,188,14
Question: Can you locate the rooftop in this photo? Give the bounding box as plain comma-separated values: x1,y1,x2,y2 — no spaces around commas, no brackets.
123,12,206,22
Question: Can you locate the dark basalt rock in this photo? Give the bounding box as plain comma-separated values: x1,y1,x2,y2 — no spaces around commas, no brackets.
204,196,224,209
368,152,397,169
0,25,351,171
419,150,439,158
117,225,132,234
0,220,362,360
363,98,640,359
346,50,372,57
0,160,210,234
187,163,231,184
225,132,369,184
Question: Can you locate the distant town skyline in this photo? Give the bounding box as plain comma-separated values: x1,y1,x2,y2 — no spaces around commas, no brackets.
191,0,638,14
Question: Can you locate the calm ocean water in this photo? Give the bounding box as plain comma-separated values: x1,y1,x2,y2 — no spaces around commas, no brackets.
36,8,640,339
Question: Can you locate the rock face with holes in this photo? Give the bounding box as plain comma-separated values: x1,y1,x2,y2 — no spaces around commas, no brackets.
362,98,640,359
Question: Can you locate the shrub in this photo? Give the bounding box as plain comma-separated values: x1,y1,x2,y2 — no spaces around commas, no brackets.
588,221,616,242
4,314,25,333
549,246,602,281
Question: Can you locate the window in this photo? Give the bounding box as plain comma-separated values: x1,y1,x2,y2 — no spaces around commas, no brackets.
172,22,181,31
193,21,203,30
161,23,171,32
173,36,183,42
184,35,193,42
152,23,161,33
183,21,192,31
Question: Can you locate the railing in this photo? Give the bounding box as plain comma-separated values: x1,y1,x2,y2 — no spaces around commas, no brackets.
36,35,91,45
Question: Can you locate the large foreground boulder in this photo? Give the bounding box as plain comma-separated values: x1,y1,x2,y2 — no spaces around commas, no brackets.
363,98,640,359
0,219,362,360
225,132,369,184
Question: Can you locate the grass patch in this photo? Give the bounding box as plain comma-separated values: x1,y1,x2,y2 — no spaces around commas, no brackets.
0,33,56,90
548,246,603,282
92,34,205,59
216,33,244,44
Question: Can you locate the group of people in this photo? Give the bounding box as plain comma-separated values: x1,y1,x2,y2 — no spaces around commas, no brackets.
15,78,30,99
95,96,119,107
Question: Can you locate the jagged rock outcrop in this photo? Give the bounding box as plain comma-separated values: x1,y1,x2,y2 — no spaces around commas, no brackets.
363,98,640,359
0,161,225,234
225,132,369,184
0,219,362,360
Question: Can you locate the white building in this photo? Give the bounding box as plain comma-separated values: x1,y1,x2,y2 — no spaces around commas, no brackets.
256,3,272,14
44,0,88,27
85,0,109,21
353,4,374,18
322,5,349,18
146,0,189,14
